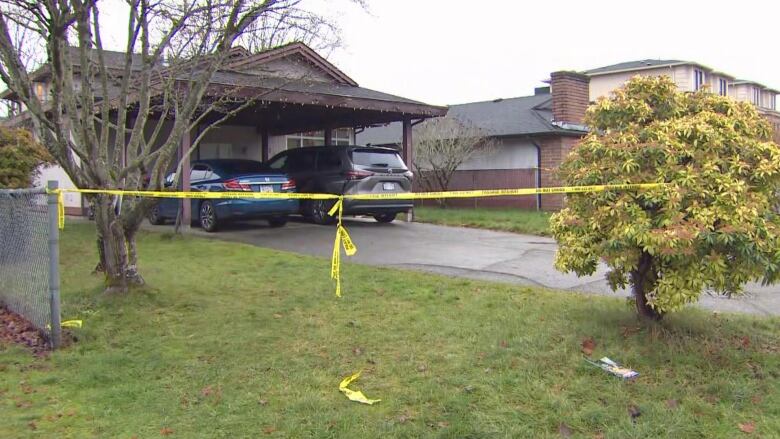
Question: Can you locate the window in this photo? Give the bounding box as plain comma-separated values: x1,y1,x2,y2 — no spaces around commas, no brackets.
694,69,705,91
286,129,352,149
190,164,213,182
718,79,728,96
267,153,288,170
753,88,761,106
771,94,777,111
34,82,47,101
350,149,406,169
316,150,342,171
221,160,265,175
287,150,316,172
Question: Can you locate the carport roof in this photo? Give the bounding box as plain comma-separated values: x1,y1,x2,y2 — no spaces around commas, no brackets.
208,70,436,110
191,42,446,133
2,42,447,132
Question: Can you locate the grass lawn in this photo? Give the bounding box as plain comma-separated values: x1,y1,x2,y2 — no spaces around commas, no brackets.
1,223,779,438
414,206,552,236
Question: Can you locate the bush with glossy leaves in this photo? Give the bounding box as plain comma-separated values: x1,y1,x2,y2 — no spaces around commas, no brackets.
551,76,780,319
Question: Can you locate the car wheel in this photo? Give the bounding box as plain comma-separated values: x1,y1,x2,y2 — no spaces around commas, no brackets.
199,201,219,232
373,213,397,223
268,217,288,228
309,199,336,225
148,205,165,225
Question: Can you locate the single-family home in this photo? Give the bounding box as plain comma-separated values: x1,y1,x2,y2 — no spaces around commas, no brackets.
1,42,447,222
359,60,780,210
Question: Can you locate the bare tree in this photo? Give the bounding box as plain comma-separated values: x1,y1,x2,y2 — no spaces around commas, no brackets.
413,116,496,206
0,0,353,293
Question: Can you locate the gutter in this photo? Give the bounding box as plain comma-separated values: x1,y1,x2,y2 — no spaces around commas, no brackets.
530,139,542,210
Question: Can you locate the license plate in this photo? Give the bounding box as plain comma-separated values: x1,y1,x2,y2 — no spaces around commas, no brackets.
382,182,395,191
260,185,273,193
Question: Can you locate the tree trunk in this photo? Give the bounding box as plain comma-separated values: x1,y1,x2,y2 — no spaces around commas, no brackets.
92,195,131,294
124,227,145,286
630,251,663,320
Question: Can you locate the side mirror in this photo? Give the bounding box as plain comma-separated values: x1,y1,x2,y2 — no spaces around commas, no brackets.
164,173,175,188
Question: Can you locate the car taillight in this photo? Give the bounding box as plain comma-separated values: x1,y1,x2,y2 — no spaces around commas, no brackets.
281,179,296,191
224,178,251,191
344,170,374,180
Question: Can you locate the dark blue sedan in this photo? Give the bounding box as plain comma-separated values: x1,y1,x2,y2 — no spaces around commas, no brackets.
148,159,299,232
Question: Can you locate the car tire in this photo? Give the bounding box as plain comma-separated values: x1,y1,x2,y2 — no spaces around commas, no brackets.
309,199,336,225
148,205,165,225
373,213,397,223
199,201,219,232
268,217,288,228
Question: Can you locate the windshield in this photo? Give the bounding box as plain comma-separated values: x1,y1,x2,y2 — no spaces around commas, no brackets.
219,160,269,174
350,149,406,169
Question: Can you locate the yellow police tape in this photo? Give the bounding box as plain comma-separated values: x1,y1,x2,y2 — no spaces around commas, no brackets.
339,371,381,405
49,182,665,297
45,319,83,330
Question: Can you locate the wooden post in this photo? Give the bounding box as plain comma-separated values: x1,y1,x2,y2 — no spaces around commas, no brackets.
261,128,270,161
324,128,333,146
179,129,191,229
402,117,414,222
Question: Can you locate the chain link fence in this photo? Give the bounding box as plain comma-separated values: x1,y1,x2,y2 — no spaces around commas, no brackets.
0,186,60,347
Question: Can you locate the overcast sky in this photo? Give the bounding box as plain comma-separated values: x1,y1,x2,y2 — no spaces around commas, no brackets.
311,0,779,106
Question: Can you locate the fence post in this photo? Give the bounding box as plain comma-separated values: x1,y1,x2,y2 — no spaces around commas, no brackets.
47,180,62,349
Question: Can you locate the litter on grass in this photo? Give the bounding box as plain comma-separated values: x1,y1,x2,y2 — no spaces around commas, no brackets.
339,371,381,405
585,357,639,379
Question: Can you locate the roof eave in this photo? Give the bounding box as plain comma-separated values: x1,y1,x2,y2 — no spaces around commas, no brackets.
584,61,689,76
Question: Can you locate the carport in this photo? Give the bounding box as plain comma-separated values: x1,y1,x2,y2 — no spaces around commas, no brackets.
177,42,447,224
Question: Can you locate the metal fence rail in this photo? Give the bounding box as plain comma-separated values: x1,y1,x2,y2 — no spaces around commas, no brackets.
0,183,61,347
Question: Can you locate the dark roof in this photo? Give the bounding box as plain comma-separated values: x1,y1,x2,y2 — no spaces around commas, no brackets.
356,92,580,145
66,46,147,71
446,94,556,137
207,70,427,106
584,59,685,75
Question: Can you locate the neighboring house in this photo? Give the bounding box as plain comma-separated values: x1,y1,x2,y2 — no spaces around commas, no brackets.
1,42,446,218
585,59,780,143
357,71,591,210
360,60,780,211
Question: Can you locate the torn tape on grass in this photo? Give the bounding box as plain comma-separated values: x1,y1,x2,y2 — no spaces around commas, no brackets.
339,371,381,405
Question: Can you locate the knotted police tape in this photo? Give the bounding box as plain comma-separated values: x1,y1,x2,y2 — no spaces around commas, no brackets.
48,182,666,297
328,197,357,297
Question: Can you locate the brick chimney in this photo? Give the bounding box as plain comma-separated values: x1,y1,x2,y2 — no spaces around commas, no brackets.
550,71,590,125
538,71,590,211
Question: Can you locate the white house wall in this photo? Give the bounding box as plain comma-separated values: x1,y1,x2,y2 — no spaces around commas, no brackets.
34,164,81,210
589,67,679,100
268,135,287,158
198,125,262,160
589,65,700,100
458,137,537,170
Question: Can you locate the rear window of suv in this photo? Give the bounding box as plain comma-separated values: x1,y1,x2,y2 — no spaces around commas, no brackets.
350,149,406,169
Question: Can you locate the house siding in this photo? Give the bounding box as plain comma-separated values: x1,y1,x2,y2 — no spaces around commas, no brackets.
458,137,538,170
34,164,82,213
415,168,538,209
198,125,263,161
588,66,679,100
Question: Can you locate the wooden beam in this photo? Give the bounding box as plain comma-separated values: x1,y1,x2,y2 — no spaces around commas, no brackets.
402,117,413,168
324,128,333,146
261,128,270,161
179,129,191,229
402,117,414,222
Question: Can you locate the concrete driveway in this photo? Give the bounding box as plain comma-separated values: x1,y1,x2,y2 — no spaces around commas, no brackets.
157,218,780,316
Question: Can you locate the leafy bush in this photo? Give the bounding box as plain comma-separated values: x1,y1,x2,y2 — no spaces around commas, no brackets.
551,76,780,319
0,127,52,188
